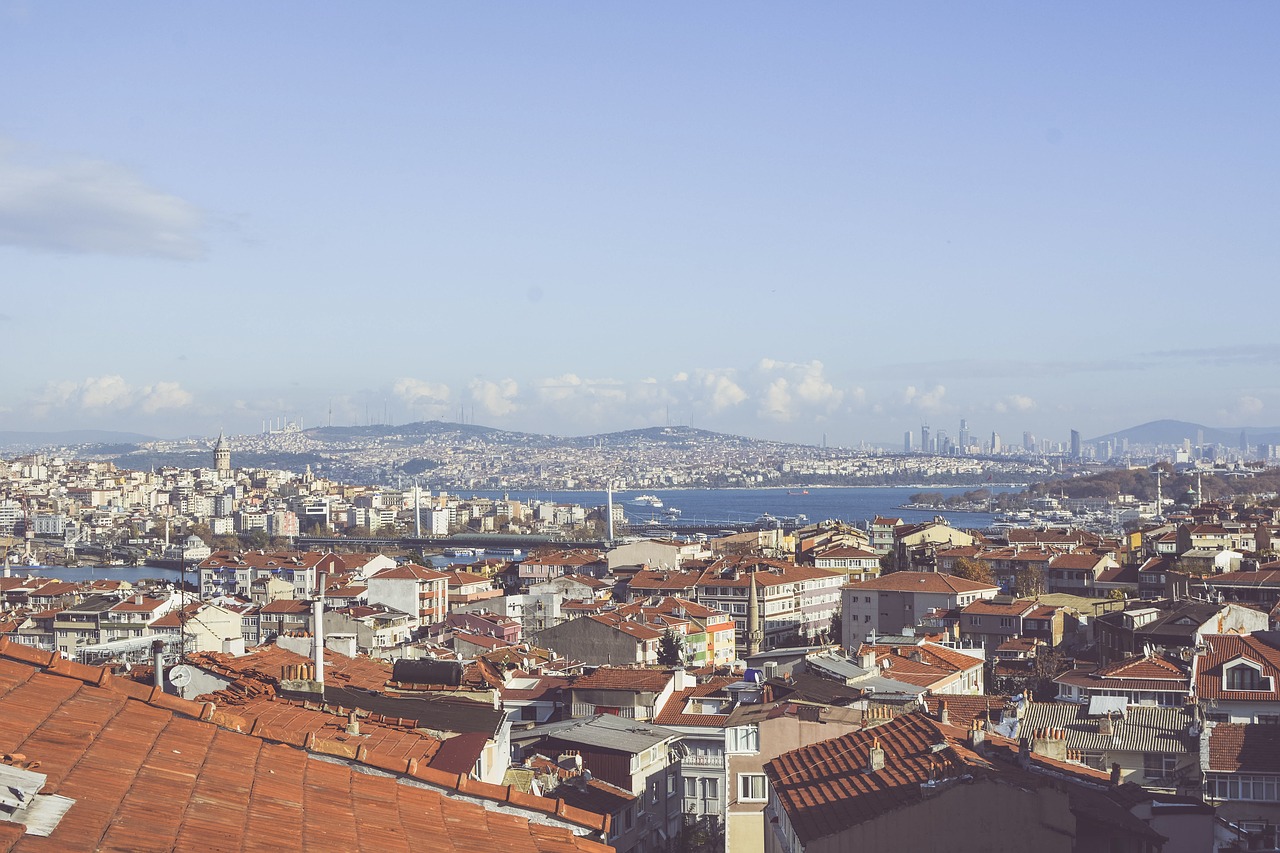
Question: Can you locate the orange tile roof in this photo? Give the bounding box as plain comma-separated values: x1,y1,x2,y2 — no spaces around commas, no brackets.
847,572,997,594
372,563,450,581
1208,722,1280,772
1195,633,1280,702
0,637,611,847
652,678,737,727
572,667,673,692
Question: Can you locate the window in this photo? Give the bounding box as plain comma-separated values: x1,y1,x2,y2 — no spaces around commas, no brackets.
864,596,871,603
864,615,871,623
727,725,759,753
1143,753,1176,779
738,773,767,802
1225,662,1267,692
701,778,719,799
1259,715,1280,726
684,778,698,798
1207,773,1280,802
667,774,677,797
999,617,1014,628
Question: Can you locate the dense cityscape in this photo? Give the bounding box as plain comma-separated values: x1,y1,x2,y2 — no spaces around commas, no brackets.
2,425,1279,851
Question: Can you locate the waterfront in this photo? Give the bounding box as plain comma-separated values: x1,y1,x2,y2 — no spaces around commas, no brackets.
453,485,1015,530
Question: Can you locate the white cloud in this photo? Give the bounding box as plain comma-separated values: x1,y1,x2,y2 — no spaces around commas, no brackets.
993,394,1036,413
747,360,844,422
686,369,748,414
138,381,193,413
0,138,205,259
1217,395,1265,423
31,375,194,418
903,384,947,412
393,377,452,418
469,378,520,417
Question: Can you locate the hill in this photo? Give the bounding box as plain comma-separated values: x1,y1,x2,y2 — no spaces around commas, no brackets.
1089,419,1280,447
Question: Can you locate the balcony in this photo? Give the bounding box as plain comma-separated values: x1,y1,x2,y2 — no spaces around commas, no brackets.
681,754,724,769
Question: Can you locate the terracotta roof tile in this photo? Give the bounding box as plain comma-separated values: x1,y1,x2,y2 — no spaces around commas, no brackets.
0,637,612,849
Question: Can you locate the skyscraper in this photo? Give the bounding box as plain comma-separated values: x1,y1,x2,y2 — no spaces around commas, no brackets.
1070,429,1081,459
958,419,969,453
904,430,913,453
921,424,931,454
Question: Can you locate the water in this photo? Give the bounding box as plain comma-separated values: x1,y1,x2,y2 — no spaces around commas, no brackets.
6,564,185,584
20,486,1014,581
447,485,1014,530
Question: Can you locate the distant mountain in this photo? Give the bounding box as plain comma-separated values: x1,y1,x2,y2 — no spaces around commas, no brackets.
305,422,772,448
1089,419,1280,447
0,429,156,451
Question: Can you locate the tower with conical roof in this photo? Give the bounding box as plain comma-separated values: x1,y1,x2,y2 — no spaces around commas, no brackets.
213,431,231,477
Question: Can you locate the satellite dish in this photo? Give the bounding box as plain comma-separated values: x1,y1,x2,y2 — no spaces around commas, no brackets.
168,665,193,688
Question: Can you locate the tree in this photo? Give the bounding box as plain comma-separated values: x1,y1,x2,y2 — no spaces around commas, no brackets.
952,557,995,585
658,629,685,666
1013,564,1046,598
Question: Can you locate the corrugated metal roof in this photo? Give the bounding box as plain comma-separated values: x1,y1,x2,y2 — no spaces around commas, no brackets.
1018,702,1192,754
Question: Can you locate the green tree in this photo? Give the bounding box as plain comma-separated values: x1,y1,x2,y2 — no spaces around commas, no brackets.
658,629,685,666
952,557,995,585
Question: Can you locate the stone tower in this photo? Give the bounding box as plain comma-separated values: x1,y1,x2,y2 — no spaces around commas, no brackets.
213,431,231,476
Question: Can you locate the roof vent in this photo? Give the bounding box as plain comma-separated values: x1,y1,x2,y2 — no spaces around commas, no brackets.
0,760,75,837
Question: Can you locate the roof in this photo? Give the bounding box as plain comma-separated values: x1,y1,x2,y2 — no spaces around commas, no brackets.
921,695,1010,729
197,550,327,570
371,564,450,582
524,714,681,754
846,572,998,595
571,667,673,693
959,597,1037,617
764,712,1160,846
652,678,737,727
1017,702,1192,754
0,637,611,849
1207,722,1280,773
1194,633,1280,702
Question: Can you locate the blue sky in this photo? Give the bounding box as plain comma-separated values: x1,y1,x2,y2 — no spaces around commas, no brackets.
2,2,1277,446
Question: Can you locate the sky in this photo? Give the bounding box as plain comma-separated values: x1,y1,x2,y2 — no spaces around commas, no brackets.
2,2,1278,447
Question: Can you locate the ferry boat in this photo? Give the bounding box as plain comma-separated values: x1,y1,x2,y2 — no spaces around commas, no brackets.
630,495,663,508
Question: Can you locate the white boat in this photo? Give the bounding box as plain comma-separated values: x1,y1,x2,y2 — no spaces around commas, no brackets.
631,494,663,508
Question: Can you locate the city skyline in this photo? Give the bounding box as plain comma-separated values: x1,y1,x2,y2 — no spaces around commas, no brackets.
2,4,1278,444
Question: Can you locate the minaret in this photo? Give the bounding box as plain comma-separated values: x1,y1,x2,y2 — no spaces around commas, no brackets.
747,571,763,657
213,431,231,477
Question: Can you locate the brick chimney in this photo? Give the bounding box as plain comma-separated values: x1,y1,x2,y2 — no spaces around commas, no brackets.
968,718,986,749
937,699,950,726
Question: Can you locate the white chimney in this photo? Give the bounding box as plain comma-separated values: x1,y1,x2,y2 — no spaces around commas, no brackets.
313,571,326,687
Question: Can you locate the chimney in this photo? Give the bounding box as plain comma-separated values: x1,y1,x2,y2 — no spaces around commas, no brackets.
1030,727,1067,761
313,570,326,687
866,738,885,773
1109,762,1122,786
937,699,949,726
1098,712,1113,737
346,711,360,736
859,649,877,670
152,638,165,690
968,718,985,749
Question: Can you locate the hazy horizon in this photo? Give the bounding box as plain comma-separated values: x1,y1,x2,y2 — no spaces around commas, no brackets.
3,4,1277,445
